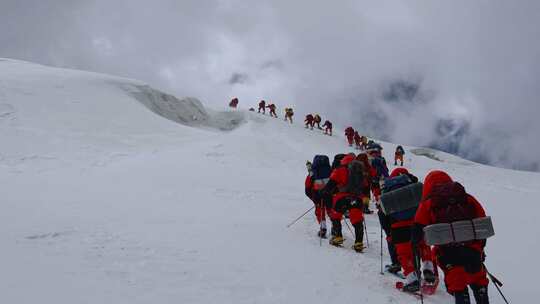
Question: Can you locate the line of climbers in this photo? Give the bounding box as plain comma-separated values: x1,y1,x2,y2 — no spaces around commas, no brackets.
234,98,414,168
344,126,407,167
304,148,493,304
229,97,335,134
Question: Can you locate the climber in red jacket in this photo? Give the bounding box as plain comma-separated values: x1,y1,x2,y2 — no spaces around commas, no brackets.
413,170,490,304
354,131,362,150
345,127,355,147
305,114,315,129
323,120,333,135
321,154,369,252
258,100,266,114
266,103,277,118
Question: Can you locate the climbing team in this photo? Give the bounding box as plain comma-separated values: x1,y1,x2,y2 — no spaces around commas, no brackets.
297,147,497,304
231,96,498,303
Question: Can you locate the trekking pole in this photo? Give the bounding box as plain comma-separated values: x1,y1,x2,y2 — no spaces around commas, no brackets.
319,201,324,247
412,244,424,304
485,266,510,304
363,219,370,248
286,205,315,228
343,218,355,239
380,226,384,275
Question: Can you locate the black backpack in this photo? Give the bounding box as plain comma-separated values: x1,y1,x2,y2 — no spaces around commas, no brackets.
430,182,476,224
311,155,331,180
341,160,366,195
332,154,346,169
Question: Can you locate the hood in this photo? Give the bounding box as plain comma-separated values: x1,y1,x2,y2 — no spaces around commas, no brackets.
341,154,356,166
390,167,409,177
356,153,371,168
422,170,453,200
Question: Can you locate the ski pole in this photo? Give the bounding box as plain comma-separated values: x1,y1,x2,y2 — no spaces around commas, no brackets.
286,205,315,228
485,267,510,304
363,219,370,248
380,225,384,275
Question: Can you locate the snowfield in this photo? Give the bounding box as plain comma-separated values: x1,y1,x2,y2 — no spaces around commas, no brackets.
0,59,537,303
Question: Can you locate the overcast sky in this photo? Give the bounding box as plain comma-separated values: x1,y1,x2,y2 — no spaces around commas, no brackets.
1,0,539,171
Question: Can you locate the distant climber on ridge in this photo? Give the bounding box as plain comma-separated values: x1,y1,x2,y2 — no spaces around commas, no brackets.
229,97,239,108
313,114,322,129
360,135,368,150
345,127,355,147
323,120,333,136
305,114,314,130
284,108,294,123
266,103,277,118
354,131,362,150
258,100,266,114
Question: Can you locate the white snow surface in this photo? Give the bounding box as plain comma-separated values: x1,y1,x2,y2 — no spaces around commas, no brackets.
1,59,537,303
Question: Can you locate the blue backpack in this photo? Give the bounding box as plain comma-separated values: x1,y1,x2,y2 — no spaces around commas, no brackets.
367,142,382,151
312,155,331,180
371,156,389,178
383,174,413,193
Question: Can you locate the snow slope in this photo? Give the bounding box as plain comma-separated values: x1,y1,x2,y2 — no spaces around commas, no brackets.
1,59,537,303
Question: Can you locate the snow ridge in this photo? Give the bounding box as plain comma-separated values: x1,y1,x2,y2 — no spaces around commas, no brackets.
120,83,246,131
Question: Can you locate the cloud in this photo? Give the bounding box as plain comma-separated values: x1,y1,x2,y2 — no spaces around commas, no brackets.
228,72,249,85
1,0,539,171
